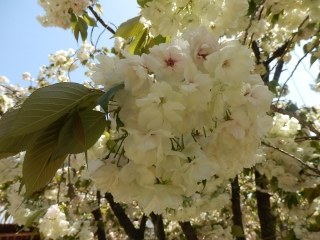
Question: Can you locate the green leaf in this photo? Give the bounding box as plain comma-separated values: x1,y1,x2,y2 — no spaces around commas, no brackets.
303,44,308,54
144,34,167,54
18,208,47,233
116,113,124,131
285,102,299,112
316,215,320,227
270,13,280,24
70,12,78,23
97,84,124,114
51,110,107,159
137,0,152,7
310,54,317,67
23,116,68,196
74,22,80,42
96,4,103,15
128,28,148,55
0,130,41,159
30,227,39,240
301,185,320,204
310,141,320,153
5,83,102,137
113,16,144,39
73,110,86,150
247,0,257,16
78,17,88,42
267,79,279,95
285,192,300,209
83,13,97,27
282,230,299,240
270,177,278,192
0,108,19,138
231,225,244,237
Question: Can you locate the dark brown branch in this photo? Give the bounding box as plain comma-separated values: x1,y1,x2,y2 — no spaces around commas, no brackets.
105,192,145,239
139,215,148,235
92,191,107,240
264,41,290,66
88,6,116,35
231,175,246,240
262,141,320,176
255,171,276,240
273,59,284,83
251,40,261,63
270,105,320,136
263,15,309,84
150,213,166,240
242,0,267,45
179,221,199,240
295,136,320,142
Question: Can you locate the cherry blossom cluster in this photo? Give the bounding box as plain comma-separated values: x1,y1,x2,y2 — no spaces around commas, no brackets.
37,0,93,29
90,25,273,217
257,113,320,192
140,0,249,38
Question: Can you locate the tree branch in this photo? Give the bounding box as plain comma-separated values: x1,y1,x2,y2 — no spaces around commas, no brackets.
178,221,199,240
105,192,145,239
295,136,320,142
150,213,166,240
92,191,106,240
264,41,290,66
88,6,116,35
138,215,148,236
272,59,284,83
262,141,320,176
270,105,320,136
242,0,266,45
231,175,246,240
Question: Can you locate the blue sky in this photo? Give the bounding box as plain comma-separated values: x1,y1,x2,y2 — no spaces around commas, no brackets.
0,1,318,107
0,1,139,86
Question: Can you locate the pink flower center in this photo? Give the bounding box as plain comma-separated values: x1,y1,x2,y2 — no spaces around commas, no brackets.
165,58,176,67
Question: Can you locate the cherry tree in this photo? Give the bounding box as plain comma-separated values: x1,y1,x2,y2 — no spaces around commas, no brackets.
0,0,320,239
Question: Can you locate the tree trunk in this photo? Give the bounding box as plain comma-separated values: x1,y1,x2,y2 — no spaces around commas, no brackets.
231,175,246,240
255,171,276,240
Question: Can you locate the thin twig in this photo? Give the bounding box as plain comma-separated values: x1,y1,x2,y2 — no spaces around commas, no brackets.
95,28,106,50
242,0,266,45
262,15,309,82
0,85,24,101
295,136,320,142
88,6,116,35
277,41,316,102
248,5,265,48
90,26,95,46
262,141,320,176
271,105,320,136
